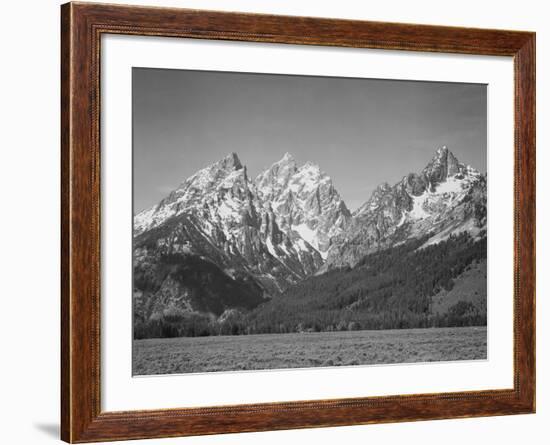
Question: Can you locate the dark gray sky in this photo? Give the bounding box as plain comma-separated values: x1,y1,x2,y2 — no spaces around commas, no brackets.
133,68,486,213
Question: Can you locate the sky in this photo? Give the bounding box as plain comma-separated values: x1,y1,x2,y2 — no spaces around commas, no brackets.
133,68,486,213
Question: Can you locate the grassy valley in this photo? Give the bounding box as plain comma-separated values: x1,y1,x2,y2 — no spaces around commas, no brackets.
133,326,487,375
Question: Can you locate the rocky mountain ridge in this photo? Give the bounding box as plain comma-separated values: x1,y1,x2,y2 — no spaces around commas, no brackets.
133,147,486,322
134,152,351,318
255,152,351,258
323,146,486,269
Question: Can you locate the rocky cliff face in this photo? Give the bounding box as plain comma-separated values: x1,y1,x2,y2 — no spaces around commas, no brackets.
255,153,351,258
324,146,487,269
133,152,351,318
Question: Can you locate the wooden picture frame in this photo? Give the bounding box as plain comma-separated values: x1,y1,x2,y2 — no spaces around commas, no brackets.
61,2,535,442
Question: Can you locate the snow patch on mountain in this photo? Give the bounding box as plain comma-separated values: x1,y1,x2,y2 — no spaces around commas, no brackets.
410,193,430,220
419,218,483,249
292,223,324,256
255,153,351,258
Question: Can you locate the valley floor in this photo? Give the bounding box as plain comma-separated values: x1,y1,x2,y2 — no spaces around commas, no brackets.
133,326,486,375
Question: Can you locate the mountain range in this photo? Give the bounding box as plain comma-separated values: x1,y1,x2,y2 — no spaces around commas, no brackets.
133,146,487,332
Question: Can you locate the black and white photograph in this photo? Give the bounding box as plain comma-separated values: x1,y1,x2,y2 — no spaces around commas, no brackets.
132,68,488,376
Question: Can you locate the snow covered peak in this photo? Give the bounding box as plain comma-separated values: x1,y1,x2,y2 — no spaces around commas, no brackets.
422,146,465,184
268,152,297,171
286,163,329,198
168,152,246,199
299,161,322,173
255,154,298,200
134,153,250,235
353,182,392,215
349,146,485,246
429,145,454,164
294,161,324,179
254,156,350,258
326,146,486,269
281,152,294,162
217,152,243,171
134,152,328,295
377,182,392,192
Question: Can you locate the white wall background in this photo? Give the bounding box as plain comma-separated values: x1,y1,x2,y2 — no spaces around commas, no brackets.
0,1,546,444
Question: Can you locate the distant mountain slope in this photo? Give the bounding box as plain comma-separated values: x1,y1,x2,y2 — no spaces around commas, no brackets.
133,147,487,336
324,146,486,269
134,253,267,319
246,232,487,334
431,258,487,317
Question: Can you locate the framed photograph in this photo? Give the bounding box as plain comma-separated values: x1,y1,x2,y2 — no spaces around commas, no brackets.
61,2,535,442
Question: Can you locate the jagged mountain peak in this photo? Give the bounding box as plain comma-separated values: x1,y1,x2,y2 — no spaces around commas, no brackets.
254,155,350,259
426,145,457,168
422,146,466,185
261,152,297,173
292,161,327,185
354,146,481,217
217,152,243,171
376,182,392,192
281,152,295,162
353,182,393,216
135,151,335,296
172,152,245,193
298,160,322,173
255,154,329,188
134,146,487,319
134,152,250,235
262,152,298,173
255,154,298,201
326,146,486,269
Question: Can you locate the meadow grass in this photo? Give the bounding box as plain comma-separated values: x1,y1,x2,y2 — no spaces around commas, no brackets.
133,326,486,375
